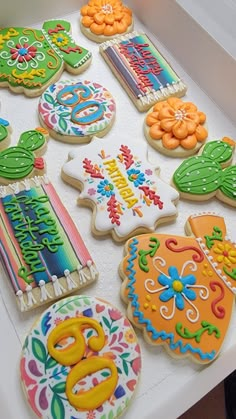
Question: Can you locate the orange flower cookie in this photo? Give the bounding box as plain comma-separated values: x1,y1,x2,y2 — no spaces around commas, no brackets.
80,0,133,43
120,213,236,364
144,97,208,157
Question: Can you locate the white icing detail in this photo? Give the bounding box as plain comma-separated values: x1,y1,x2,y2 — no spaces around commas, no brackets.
183,294,199,323
16,290,27,311
180,260,197,277
87,260,98,280
25,285,37,307
52,275,66,296
144,278,168,294
64,269,77,290
9,182,20,194
21,178,31,190
77,264,90,284
0,185,7,197
32,176,42,187
39,280,52,301
188,284,209,300
152,256,167,277
160,295,176,320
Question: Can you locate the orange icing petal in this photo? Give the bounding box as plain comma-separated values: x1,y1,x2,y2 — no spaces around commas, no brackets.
81,5,90,15
146,112,159,126
86,6,98,16
149,122,165,140
222,137,235,147
123,14,132,26
104,14,115,25
185,119,197,134
162,133,180,149
198,111,206,124
153,101,166,113
181,102,198,113
180,134,198,149
172,120,189,139
104,24,117,36
94,12,105,24
184,112,200,125
81,16,94,27
116,20,129,33
195,125,208,141
160,117,176,132
166,97,183,110
123,6,132,15
113,11,123,20
158,105,175,120
90,22,106,34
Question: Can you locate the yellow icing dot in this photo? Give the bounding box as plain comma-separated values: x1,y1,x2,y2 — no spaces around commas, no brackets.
144,303,149,309
151,305,157,311
172,280,183,292
208,270,213,277
145,294,151,301
202,270,207,276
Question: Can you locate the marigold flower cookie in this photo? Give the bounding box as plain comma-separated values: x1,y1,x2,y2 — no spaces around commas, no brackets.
38,79,116,144
20,295,141,418
0,117,11,150
172,137,236,207
0,178,98,312
120,213,236,363
61,137,179,242
0,20,92,97
80,0,133,43
144,97,208,157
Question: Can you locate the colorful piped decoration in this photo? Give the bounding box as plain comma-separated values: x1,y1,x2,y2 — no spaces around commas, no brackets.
0,20,92,96
173,138,236,206
120,213,236,363
20,295,141,418
0,127,48,184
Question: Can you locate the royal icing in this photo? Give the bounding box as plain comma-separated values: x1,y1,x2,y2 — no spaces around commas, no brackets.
173,138,236,206
0,117,11,150
80,0,133,41
62,137,179,241
0,20,91,96
144,97,208,156
120,213,236,363
20,295,141,418
0,126,48,184
100,31,187,112
0,177,98,311
38,80,116,143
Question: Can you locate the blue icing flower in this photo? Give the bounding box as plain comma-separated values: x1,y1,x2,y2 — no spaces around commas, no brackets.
114,385,126,399
83,308,93,317
127,168,145,186
97,179,114,197
158,266,196,310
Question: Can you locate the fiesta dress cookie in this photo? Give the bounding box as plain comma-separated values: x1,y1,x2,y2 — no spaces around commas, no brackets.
0,117,11,150
0,177,98,312
20,295,141,418
120,213,236,364
100,32,187,112
80,0,133,43
0,126,48,184
144,97,208,157
0,20,92,97
62,137,179,242
172,137,236,206
38,79,116,143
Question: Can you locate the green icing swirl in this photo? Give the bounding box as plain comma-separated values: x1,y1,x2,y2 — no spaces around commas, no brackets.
220,166,236,200
18,130,45,151
0,125,8,142
202,140,233,164
0,146,34,179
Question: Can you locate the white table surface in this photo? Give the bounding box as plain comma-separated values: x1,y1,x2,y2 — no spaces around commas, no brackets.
0,10,236,419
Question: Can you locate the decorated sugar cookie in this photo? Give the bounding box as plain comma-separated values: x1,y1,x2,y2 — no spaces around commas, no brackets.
38,80,116,143
80,0,133,43
0,126,48,184
144,97,208,157
120,213,236,364
0,20,92,97
20,295,141,418
172,137,236,206
0,177,98,312
0,117,11,150
62,137,179,242
100,32,187,112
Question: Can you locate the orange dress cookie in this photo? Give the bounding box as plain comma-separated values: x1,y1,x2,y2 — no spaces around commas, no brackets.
120,213,236,363
80,0,133,43
144,97,208,157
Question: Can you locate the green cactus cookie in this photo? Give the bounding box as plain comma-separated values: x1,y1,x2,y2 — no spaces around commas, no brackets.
0,118,11,150
0,127,48,184
172,138,236,207
0,20,92,97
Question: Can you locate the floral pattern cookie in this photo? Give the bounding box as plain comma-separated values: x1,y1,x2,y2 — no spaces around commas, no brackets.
38,80,116,143
120,213,236,364
144,97,208,156
61,137,179,241
0,20,92,97
20,295,141,418
80,0,133,43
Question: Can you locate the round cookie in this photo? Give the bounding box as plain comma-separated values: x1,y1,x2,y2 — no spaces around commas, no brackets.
38,80,116,143
20,295,141,418
80,0,133,43
144,97,208,157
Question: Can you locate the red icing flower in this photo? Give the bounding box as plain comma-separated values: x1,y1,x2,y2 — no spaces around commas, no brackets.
34,157,44,170
108,308,122,321
131,356,141,375
10,43,37,63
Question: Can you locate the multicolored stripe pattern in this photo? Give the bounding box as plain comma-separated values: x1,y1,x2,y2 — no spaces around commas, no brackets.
0,181,92,293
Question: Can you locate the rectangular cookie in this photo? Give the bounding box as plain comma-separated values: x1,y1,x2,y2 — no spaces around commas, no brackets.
100,31,187,112
0,176,98,312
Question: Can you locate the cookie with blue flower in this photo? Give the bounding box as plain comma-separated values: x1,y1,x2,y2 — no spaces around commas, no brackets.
0,117,11,150
120,213,236,363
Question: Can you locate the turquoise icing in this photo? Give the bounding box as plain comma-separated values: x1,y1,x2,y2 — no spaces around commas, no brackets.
126,238,216,361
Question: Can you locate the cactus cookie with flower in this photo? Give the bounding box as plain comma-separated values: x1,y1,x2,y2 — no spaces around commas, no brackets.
0,126,48,184
172,137,236,207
